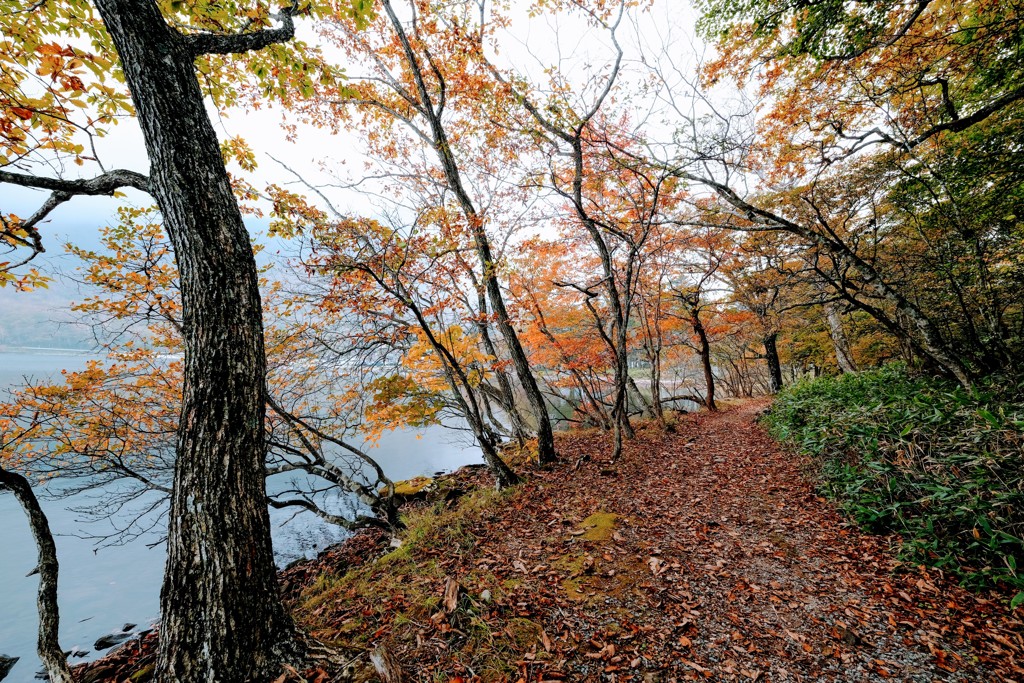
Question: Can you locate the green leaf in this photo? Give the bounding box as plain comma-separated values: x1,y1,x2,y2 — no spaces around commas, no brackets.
977,408,1001,429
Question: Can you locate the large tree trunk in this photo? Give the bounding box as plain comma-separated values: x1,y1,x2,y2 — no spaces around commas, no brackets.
824,303,858,373
689,304,717,412
763,331,783,393
93,3,294,681
0,467,73,683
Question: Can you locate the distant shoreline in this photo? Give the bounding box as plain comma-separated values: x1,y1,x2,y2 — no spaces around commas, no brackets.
0,346,94,354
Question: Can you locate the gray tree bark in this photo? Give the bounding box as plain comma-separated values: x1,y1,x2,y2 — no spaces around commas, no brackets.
0,467,73,683
91,2,296,680
825,303,858,373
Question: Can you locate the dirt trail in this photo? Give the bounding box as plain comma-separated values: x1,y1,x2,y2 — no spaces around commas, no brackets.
453,401,1022,682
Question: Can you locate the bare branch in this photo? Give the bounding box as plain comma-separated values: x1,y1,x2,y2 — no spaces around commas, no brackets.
0,168,150,195
0,167,150,271
267,497,388,531
183,3,297,57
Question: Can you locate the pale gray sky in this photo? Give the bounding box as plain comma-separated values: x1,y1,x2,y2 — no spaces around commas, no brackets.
2,0,710,337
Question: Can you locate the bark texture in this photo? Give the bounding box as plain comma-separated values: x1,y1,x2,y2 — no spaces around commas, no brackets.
763,332,783,394
92,2,293,680
825,303,858,373
0,467,73,683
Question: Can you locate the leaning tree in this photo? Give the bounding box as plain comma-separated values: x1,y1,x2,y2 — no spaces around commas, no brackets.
0,0,364,679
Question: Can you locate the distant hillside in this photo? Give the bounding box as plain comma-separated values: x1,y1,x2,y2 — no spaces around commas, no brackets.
0,280,94,350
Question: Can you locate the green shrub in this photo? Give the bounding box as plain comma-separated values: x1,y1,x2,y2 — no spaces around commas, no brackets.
764,365,1024,597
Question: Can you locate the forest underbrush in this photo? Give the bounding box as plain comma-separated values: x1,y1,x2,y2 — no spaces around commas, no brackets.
765,365,1024,597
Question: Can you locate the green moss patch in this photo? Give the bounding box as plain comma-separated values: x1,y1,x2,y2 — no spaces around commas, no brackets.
391,475,434,497
579,511,620,541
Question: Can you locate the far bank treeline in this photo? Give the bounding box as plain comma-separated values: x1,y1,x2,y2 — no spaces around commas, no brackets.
1,0,1023,681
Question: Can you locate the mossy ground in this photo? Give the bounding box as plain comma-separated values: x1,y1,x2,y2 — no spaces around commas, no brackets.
578,511,620,541
388,475,435,497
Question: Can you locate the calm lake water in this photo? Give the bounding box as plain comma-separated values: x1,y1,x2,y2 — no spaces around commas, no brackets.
0,349,482,682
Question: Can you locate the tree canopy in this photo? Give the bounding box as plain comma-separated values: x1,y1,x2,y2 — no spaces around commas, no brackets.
2,0,1023,680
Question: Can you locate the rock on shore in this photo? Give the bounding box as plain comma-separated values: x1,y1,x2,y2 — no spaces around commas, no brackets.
0,655,19,681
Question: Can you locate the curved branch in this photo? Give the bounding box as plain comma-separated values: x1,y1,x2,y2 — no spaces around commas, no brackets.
898,84,1024,151
0,167,150,271
183,3,297,57
0,466,73,683
266,394,394,497
0,168,150,195
267,497,389,531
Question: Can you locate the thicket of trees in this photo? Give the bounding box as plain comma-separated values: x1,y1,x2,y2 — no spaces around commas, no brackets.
2,0,1021,680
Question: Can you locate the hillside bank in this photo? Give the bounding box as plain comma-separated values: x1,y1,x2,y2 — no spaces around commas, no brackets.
77,402,1023,682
